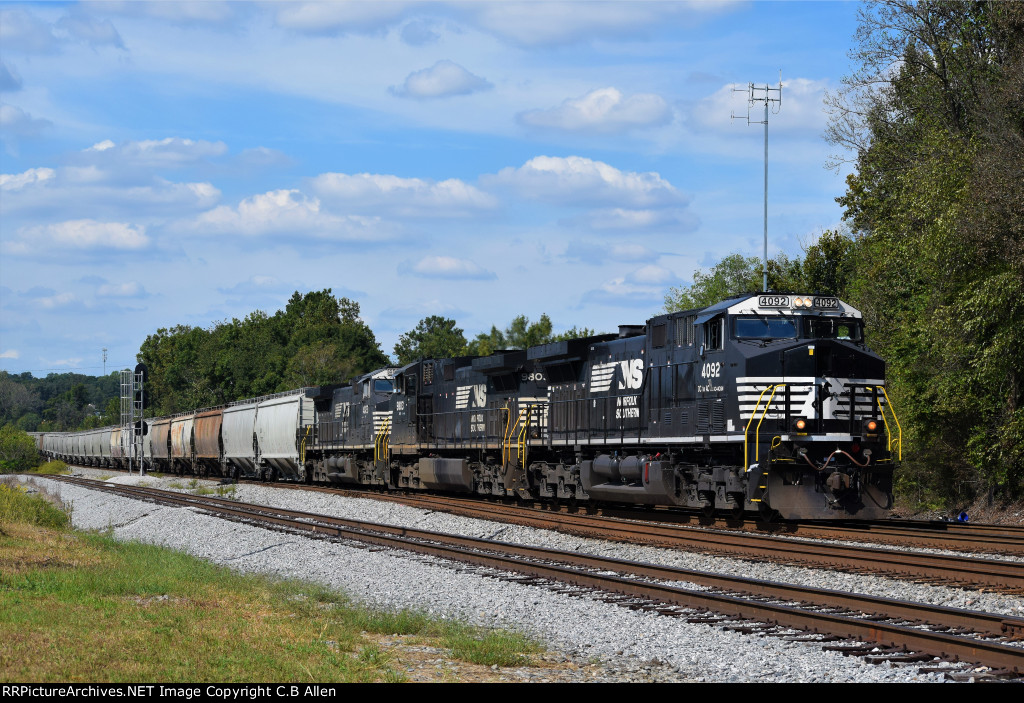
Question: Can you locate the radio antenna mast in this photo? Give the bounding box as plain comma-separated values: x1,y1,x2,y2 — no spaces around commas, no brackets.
731,71,783,293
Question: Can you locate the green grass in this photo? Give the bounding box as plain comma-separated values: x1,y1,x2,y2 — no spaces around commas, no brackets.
192,484,237,499
29,460,70,476
0,491,543,682
0,479,71,529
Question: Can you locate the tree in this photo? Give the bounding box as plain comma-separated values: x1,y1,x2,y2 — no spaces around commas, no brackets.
394,316,468,365
137,291,390,413
465,314,560,355
827,1,1024,501
664,253,804,312
802,228,858,298
0,425,39,473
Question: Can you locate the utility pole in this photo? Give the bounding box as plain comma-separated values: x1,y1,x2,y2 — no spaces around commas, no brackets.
731,72,783,293
102,348,108,375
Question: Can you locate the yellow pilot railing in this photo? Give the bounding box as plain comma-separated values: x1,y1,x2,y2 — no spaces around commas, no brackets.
744,384,786,471
502,404,533,468
299,425,312,464
873,386,903,461
374,417,391,464
516,404,534,466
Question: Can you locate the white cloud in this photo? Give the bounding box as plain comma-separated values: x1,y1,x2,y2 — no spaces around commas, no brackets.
581,207,699,232
519,87,671,134
565,241,658,265
468,2,688,47
95,1,241,27
627,265,678,285
86,139,116,152
402,256,496,280
0,104,51,138
0,8,60,53
0,7,125,52
274,1,410,34
8,219,148,253
97,281,146,298
486,156,685,208
310,172,497,217
581,276,665,309
1,166,221,214
55,15,124,49
0,349,19,359
194,189,384,239
0,167,56,191
32,292,77,309
693,78,829,134
80,137,228,167
390,60,492,99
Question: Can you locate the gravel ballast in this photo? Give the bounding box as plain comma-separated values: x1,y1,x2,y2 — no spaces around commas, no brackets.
28,469,1021,683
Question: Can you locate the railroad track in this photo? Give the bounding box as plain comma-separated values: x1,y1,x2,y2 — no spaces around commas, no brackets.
47,475,1024,678
245,481,1024,593
68,465,1024,555
241,478,1024,557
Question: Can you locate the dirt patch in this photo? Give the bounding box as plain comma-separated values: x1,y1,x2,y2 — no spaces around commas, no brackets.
366,632,605,683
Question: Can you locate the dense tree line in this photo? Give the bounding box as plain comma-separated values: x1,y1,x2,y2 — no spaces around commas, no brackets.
393,314,598,365
137,290,389,416
0,370,120,432
830,0,1024,505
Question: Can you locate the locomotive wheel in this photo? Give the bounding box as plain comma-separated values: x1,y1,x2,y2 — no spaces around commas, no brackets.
757,503,780,524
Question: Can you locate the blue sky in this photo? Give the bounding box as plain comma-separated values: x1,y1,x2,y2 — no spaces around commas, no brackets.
0,0,861,376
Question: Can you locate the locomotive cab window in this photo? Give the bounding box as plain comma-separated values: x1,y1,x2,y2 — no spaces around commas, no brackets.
735,316,797,339
703,318,724,351
806,317,863,341
374,379,395,393
403,374,417,395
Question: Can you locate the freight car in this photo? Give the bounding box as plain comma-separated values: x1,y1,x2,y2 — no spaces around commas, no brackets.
39,293,901,520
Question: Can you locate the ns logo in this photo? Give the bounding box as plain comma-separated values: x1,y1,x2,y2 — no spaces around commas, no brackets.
590,358,644,393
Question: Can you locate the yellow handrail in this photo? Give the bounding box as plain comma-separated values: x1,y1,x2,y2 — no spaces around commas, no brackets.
374,417,391,463
516,405,534,465
299,425,312,464
876,387,902,461
743,384,785,470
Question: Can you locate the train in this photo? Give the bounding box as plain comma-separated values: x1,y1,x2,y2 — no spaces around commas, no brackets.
36,292,902,520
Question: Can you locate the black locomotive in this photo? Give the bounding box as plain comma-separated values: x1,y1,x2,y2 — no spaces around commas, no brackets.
302,293,900,520
41,293,900,520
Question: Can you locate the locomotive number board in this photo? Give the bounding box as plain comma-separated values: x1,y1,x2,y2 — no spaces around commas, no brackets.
757,295,840,309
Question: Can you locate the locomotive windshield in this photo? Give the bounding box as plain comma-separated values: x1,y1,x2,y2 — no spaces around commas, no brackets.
735,316,798,339
805,316,863,341
374,379,395,393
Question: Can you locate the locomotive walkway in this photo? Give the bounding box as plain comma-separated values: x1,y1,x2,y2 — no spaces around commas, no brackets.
49,476,1024,677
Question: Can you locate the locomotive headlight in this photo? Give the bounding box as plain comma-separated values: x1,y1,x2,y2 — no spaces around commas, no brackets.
793,298,805,308
795,419,807,431
864,419,879,434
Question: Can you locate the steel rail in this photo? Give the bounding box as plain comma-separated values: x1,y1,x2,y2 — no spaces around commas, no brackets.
255,479,1024,556
49,476,1024,672
249,484,1024,592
